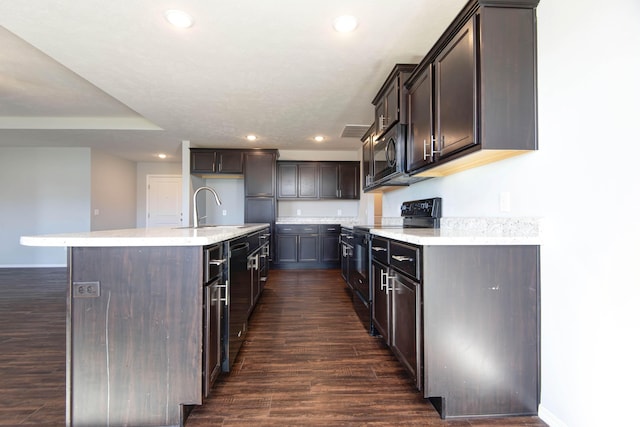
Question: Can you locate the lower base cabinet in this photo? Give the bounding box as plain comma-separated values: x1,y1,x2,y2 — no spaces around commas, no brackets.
369,236,540,419
423,245,540,419
274,224,340,269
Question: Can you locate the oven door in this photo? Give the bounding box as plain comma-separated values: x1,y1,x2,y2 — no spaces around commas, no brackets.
373,123,405,182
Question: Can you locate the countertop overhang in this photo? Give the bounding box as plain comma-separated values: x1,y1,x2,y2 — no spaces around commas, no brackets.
20,224,270,247
368,227,540,246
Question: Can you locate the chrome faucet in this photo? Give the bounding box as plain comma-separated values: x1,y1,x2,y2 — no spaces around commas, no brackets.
193,186,222,227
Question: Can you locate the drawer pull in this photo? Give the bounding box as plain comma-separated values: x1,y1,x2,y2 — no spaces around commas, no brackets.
209,258,226,266
371,246,387,252
391,255,414,262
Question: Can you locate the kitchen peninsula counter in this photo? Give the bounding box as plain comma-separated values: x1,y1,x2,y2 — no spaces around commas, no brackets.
20,223,269,247
20,223,270,427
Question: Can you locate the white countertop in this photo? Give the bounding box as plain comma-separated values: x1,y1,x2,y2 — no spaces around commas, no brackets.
20,224,270,247
353,217,542,246
368,227,540,246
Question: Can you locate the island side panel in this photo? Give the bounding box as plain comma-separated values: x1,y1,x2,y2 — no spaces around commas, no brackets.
423,245,540,418
68,246,203,427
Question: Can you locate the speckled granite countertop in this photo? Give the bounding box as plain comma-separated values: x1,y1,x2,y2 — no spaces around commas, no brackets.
341,217,541,245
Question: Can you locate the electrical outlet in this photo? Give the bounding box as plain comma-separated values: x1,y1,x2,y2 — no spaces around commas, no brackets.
337,209,342,216
222,209,227,216
73,281,101,298
296,209,301,216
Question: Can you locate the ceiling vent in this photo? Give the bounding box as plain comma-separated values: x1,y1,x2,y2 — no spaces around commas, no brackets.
341,124,371,139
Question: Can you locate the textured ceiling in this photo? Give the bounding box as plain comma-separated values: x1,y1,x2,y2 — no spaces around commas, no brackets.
0,0,466,162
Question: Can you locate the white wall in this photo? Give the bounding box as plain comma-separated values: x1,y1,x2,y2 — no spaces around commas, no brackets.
0,147,91,267
90,149,137,231
382,1,640,425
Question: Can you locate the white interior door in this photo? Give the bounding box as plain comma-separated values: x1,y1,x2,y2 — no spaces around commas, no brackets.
146,175,183,227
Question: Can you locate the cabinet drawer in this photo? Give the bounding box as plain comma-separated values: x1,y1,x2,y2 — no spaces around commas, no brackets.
276,224,319,234
319,224,340,234
370,237,389,263
204,243,225,283
389,241,420,280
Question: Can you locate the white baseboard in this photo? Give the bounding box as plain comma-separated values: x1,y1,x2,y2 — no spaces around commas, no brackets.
538,404,569,427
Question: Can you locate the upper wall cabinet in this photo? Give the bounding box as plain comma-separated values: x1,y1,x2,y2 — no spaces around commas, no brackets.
405,0,539,178
190,148,244,175
372,64,417,137
277,161,360,200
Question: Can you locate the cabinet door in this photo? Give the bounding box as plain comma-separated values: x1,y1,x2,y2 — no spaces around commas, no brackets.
244,197,274,225
318,164,339,198
371,260,390,344
320,234,339,263
275,235,297,263
435,18,476,158
407,65,435,172
298,163,318,198
390,272,421,390
191,150,216,174
298,234,319,262
338,163,360,199
203,283,221,398
244,151,275,197
277,163,298,198
361,127,374,188
217,150,244,174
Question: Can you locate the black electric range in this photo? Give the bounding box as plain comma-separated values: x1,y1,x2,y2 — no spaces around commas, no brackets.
353,197,442,232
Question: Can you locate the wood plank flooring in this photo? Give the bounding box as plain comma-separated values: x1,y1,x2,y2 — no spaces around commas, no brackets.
0,268,547,426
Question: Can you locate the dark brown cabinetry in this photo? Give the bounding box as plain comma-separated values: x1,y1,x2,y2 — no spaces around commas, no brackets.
203,243,225,398
68,246,204,427
277,162,318,199
274,224,340,270
372,64,416,135
423,245,540,419
278,161,360,200
191,148,244,175
371,236,422,390
365,64,429,192
405,0,539,178
361,124,375,189
406,62,434,172
244,150,278,253
318,162,360,199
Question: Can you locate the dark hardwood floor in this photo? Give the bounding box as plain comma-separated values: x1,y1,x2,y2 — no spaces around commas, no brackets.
0,268,547,426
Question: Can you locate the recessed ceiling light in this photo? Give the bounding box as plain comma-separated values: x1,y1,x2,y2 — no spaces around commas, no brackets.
246,134,257,141
164,10,194,28
314,136,325,142
333,15,358,33
158,153,167,159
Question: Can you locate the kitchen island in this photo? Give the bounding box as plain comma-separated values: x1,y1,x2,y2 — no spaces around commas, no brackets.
20,224,270,427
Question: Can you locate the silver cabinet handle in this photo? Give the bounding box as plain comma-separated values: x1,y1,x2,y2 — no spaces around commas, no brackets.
381,270,388,294
392,255,414,262
209,258,226,266
371,246,387,252
216,281,228,305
